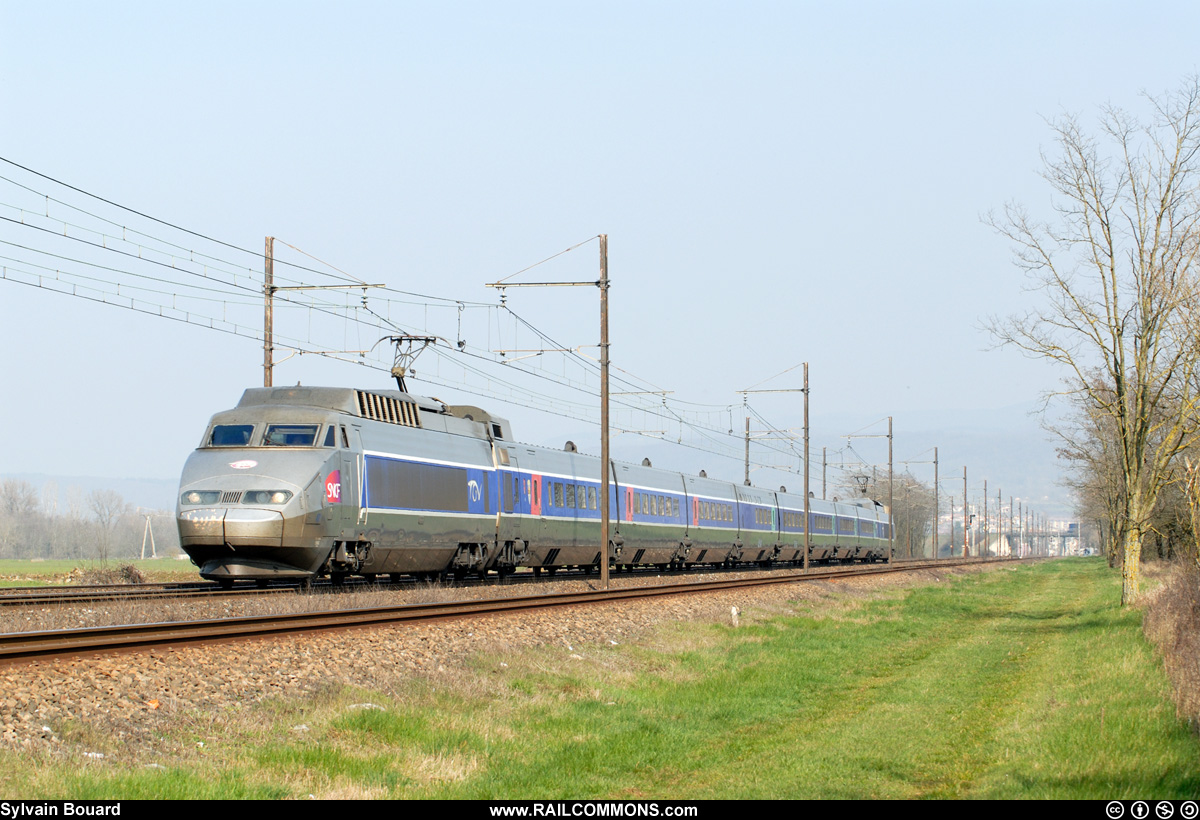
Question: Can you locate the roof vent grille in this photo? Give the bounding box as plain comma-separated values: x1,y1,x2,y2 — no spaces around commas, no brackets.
355,391,421,427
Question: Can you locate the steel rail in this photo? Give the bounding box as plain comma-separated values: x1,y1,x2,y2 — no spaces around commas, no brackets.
0,556,1025,663
0,555,955,607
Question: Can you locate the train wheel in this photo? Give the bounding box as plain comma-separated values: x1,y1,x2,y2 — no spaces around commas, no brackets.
363,573,378,584
545,566,558,576
532,566,542,578
298,577,313,592
255,579,269,589
218,578,234,590
331,572,347,587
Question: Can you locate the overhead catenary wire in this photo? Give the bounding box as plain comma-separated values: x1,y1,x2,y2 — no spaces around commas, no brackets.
0,159,503,308
0,156,822,473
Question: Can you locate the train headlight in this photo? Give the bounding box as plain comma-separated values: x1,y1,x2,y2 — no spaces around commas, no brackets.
242,490,293,505
181,491,221,505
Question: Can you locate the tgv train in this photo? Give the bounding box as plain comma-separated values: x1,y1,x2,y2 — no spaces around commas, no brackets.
176,386,892,586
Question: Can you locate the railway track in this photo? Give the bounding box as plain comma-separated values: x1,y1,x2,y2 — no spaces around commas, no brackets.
0,554,985,607
0,556,1024,664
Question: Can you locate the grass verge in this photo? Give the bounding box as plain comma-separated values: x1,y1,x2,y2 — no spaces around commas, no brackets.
1,558,1195,799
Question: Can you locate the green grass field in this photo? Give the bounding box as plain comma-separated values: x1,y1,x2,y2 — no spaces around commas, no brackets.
4,558,1196,799
0,557,194,585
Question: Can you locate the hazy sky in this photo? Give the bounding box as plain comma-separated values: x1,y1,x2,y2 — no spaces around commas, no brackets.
2,1,1196,515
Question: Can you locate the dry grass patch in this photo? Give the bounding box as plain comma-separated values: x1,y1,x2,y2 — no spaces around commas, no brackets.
1142,561,1200,729
407,751,481,784
316,784,391,800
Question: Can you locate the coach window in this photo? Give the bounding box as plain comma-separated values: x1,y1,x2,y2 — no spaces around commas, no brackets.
554,483,563,507
208,424,254,447
588,487,597,510
566,484,576,508
533,480,539,507
263,424,319,446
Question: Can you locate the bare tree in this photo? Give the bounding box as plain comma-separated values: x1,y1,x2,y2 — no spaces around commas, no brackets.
87,489,128,564
990,78,1200,603
0,480,38,517
1053,378,1126,567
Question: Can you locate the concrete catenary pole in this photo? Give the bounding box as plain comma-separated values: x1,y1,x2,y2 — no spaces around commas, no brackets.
744,416,751,486
933,447,939,559
599,234,610,590
983,479,988,557
888,416,894,564
264,236,274,387
963,466,968,558
803,363,810,572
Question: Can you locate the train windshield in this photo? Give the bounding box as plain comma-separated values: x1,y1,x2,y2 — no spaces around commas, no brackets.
263,424,320,447
208,424,254,447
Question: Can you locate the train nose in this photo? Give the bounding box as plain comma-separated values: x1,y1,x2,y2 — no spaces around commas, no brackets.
178,508,284,547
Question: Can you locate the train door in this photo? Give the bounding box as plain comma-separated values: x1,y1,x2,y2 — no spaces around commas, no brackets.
500,456,522,543
326,425,360,538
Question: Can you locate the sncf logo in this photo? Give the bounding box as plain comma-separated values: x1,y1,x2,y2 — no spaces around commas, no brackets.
325,470,341,503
